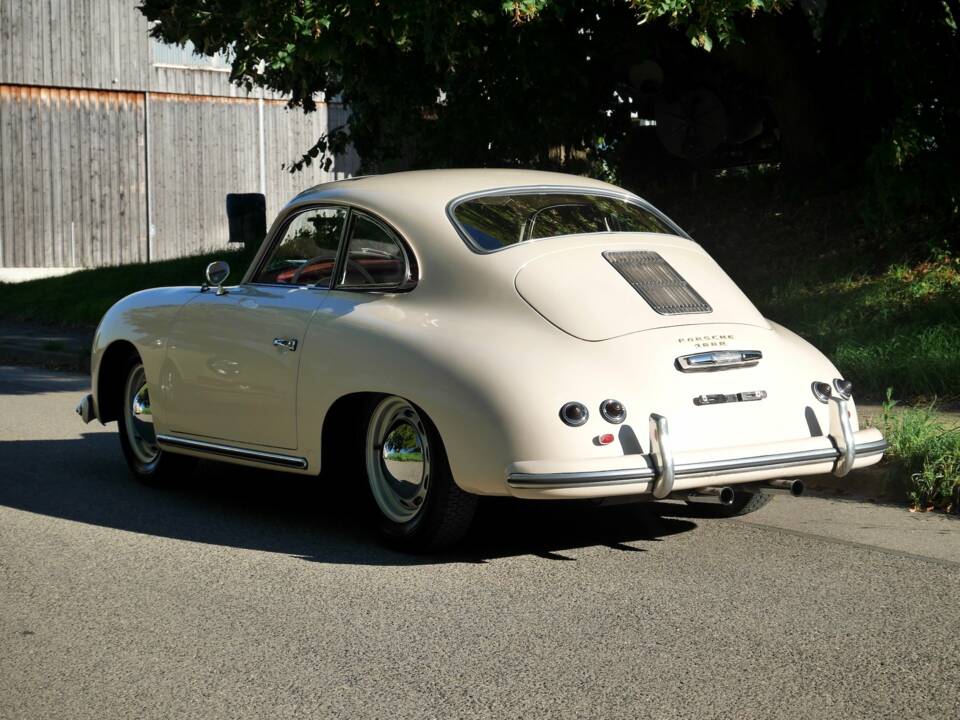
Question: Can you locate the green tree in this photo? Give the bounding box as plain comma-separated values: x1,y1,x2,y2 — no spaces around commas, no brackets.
139,0,787,171
141,0,959,235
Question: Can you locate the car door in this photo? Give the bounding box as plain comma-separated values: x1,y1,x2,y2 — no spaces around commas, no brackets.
161,206,348,450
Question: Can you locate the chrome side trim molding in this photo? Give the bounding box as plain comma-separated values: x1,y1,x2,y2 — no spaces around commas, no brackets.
510,467,657,488
157,434,308,470
507,470,641,490
507,438,889,490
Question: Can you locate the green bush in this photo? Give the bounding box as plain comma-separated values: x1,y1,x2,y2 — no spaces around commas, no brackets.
755,253,960,399
878,389,960,512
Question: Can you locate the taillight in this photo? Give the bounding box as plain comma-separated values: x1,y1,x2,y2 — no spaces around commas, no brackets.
559,402,589,427
812,381,832,403
833,378,853,399
599,399,626,424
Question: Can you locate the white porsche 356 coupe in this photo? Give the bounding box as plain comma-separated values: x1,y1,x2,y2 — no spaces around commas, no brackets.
77,169,886,550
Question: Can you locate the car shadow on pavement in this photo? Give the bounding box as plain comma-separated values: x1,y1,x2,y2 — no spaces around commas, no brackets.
0,433,697,565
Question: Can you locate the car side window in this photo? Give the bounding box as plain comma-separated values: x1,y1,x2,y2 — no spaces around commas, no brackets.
339,214,408,288
254,207,347,287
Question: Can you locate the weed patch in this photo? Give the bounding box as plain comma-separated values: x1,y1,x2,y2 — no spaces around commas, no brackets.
877,390,960,512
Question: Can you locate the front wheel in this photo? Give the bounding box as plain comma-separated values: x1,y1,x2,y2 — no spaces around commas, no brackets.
364,396,477,551
118,356,197,485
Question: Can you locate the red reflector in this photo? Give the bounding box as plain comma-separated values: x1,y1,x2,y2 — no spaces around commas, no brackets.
599,433,615,445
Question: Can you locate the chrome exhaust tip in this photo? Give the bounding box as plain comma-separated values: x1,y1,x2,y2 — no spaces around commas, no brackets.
689,486,736,505
764,478,804,497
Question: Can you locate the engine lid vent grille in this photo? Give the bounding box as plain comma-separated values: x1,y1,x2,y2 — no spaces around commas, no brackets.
603,250,712,315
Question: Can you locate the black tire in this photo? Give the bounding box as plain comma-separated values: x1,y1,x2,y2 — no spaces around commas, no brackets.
363,395,477,552
685,488,771,517
117,354,197,486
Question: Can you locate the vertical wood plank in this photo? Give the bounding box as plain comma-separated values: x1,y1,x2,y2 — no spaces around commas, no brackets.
14,87,25,266
89,90,102,265
68,88,81,267
40,0,51,84
103,92,115,265
77,89,90,266
134,92,146,262
38,87,51,266
16,86,28,266
0,1,9,85
0,87,10,266
26,86,39,266
49,89,63,266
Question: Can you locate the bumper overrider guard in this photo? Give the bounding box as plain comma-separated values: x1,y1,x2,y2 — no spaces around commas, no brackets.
507,397,888,494
76,393,96,424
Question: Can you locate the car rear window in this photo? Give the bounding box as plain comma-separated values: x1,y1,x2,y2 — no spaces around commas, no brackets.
451,191,677,252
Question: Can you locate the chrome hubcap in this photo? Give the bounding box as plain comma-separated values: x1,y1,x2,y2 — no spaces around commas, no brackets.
132,384,152,424
366,397,430,523
124,365,159,465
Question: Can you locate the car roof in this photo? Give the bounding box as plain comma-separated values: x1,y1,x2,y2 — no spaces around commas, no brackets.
288,168,629,209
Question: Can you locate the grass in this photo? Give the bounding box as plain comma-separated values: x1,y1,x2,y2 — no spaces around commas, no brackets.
650,171,960,402
387,452,424,462
0,246,254,327
759,257,960,400
878,390,960,511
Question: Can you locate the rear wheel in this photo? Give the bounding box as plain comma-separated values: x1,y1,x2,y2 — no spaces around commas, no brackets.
118,356,197,485
364,396,477,551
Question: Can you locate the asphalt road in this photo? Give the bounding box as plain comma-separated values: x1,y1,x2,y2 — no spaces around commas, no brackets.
1,365,958,720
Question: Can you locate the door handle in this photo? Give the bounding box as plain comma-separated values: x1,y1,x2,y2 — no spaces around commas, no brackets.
272,338,298,351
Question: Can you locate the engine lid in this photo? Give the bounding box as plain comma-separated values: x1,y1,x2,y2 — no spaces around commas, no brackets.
514,237,770,341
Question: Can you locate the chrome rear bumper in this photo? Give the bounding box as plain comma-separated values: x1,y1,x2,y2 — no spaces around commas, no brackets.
507,397,887,495
507,437,888,490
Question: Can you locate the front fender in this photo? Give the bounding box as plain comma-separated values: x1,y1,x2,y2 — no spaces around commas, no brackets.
91,287,199,423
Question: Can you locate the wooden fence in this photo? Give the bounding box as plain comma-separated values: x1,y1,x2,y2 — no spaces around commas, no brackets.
0,84,357,268
0,0,359,269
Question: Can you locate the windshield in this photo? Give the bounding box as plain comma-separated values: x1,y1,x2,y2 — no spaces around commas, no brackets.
451,191,678,252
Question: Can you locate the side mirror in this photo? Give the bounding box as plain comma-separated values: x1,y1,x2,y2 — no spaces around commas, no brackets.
205,261,231,296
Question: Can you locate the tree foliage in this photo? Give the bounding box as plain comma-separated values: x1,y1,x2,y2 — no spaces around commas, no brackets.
140,0,959,235
139,0,787,171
